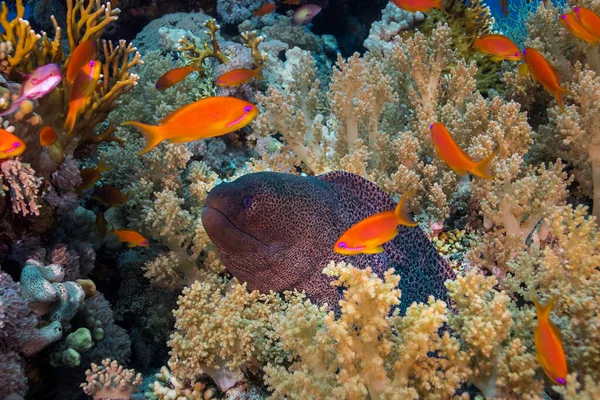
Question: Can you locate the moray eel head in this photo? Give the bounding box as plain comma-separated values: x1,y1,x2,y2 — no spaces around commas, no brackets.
202,172,339,293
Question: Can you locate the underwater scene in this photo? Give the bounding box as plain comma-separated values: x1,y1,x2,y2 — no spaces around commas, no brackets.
0,0,599,398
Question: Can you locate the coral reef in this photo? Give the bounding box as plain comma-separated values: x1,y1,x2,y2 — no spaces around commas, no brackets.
81,358,142,400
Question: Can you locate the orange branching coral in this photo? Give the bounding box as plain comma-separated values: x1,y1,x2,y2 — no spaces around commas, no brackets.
0,0,42,73
65,0,119,51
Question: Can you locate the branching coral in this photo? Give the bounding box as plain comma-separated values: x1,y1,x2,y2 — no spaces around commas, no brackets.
178,19,230,74
0,158,43,217
168,276,287,391
81,358,142,400
252,24,533,224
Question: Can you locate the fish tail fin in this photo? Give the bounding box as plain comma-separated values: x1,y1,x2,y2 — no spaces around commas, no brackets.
556,86,575,112
64,102,80,135
122,121,164,155
97,157,111,173
394,191,419,227
470,35,479,50
437,0,450,16
253,64,264,79
532,295,555,321
472,149,498,180
108,226,117,235
0,97,24,117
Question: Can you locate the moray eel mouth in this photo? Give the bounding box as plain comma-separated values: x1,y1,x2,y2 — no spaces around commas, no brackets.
201,205,271,277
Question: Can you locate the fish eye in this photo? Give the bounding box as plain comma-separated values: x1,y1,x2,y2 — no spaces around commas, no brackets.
12,142,20,148
142,240,148,245
560,14,566,19
217,79,222,83
573,6,579,11
429,124,434,129
522,49,527,54
338,242,347,249
242,196,253,209
244,105,253,113
557,378,566,385
515,52,521,56
89,61,96,67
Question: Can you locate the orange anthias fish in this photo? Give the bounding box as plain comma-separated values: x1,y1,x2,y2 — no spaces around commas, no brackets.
559,13,600,45
155,65,201,90
471,34,522,61
520,48,575,111
391,0,448,15
109,228,149,247
39,126,58,147
500,0,508,16
216,65,263,87
93,186,129,207
532,296,568,385
123,97,259,155
572,6,600,42
0,129,26,159
65,60,102,133
292,4,322,25
78,158,111,191
66,40,96,83
430,122,497,179
254,3,276,16
96,211,107,239
334,192,418,255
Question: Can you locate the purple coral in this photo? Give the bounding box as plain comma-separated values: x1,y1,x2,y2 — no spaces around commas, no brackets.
0,271,36,353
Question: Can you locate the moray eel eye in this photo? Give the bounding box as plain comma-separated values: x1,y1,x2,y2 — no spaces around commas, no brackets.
242,196,253,209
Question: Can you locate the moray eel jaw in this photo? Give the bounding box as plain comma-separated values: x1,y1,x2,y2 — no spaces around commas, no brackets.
201,205,273,284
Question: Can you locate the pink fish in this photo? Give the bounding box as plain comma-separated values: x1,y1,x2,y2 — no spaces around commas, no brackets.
292,4,321,25
0,64,62,116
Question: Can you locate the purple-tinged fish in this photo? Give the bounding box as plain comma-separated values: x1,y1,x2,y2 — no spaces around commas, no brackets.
292,4,321,25
0,64,62,116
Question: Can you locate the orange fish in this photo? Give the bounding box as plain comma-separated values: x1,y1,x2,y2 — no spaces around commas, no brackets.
559,13,600,45
78,158,111,191
155,65,201,90
123,97,259,155
96,211,107,239
254,3,276,16
519,48,574,111
66,40,96,83
471,34,522,61
0,129,25,159
572,6,600,42
430,122,497,179
501,0,508,16
216,65,263,87
391,0,448,15
39,126,58,147
532,296,567,385
109,227,149,247
93,186,129,207
65,60,102,133
334,192,418,255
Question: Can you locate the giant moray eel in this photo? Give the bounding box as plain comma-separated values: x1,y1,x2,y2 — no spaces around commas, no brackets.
201,171,455,313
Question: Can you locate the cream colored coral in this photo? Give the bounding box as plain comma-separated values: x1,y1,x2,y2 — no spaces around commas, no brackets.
81,358,142,400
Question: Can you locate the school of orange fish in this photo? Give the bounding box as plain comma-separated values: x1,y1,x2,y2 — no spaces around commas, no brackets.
1,0,596,387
